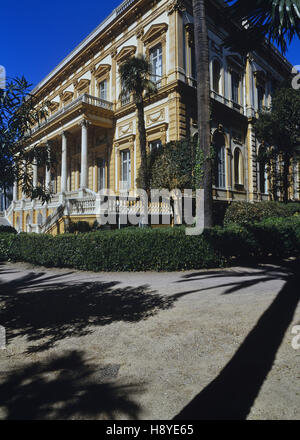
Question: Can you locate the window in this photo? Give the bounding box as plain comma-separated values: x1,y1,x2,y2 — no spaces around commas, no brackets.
214,133,226,189
259,158,268,194
234,148,244,186
121,78,130,106
97,159,106,191
257,86,264,112
149,139,162,152
150,44,163,86
99,79,107,101
231,71,240,104
121,150,131,190
212,60,221,94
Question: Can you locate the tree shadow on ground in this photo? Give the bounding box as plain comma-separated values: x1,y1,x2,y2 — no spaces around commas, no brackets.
174,260,300,420
0,350,142,420
0,269,174,353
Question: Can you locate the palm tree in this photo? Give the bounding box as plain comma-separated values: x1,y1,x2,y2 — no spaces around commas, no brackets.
119,56,157,192
224,0,300,54
192,0,300,228
192,0,213,228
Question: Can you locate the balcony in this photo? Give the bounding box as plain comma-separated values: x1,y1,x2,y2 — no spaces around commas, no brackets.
30,93,114,137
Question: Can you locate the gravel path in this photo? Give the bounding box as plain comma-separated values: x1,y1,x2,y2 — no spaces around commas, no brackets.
0,261,299,420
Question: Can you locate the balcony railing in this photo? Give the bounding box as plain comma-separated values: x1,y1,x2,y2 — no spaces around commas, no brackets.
31,93,113,135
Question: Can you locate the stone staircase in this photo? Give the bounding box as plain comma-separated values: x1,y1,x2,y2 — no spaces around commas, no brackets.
0,212,11,226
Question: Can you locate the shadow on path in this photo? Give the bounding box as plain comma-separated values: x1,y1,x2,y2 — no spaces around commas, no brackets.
0,269,174,352
174,260,300,420
0,350,142,420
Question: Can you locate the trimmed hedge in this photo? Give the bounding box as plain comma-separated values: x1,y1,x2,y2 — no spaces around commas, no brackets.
0,225,17,234
0,227,224,271
0,217,299,271
224,201,300,227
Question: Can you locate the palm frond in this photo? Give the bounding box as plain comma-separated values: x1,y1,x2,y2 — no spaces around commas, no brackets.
224,0,300,54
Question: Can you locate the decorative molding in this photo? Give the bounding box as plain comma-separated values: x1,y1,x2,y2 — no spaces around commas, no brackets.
141,23,168,45
93,64,111,79
146,122,168,136
118,122,133,137
146,108,165,126
115,45,137,62
48,101,59,112
60,91,74,102
135,26,144,39
167,0,186,15
75,78,90,91
114,134,136,148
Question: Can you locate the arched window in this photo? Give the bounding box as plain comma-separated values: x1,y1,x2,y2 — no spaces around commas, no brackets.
214,132,226,189
234,148,244,186
212,60,221,94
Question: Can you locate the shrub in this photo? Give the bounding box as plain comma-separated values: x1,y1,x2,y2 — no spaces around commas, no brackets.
224,201,300,226
0,217,299,271
67,221,91,234
0,225,17,234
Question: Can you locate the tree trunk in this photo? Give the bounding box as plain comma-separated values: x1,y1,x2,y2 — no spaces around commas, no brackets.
193,0,213,228
282,153,290,204
3,184,7,210
136,99,148,192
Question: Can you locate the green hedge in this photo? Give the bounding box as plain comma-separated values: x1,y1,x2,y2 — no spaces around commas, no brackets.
0,217,299,271
224,201,300,226
0,225,17,234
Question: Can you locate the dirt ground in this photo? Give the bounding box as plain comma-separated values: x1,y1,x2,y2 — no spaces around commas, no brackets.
0,261,299,420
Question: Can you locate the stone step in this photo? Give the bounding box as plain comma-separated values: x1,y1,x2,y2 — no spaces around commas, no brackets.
0,214,10,226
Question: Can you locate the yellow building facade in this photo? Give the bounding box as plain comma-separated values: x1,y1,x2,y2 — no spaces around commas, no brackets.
6,0,300,233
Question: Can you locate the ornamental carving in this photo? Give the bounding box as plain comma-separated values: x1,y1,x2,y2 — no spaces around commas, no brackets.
141,23,168,45
167,0,186,15
146,109,165,126
115,46,137,63
118,122,133,137
93,64,111,78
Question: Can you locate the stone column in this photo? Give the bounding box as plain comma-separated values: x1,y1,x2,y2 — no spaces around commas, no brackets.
45,143,51,190
80,120,88,189
13,181,18,201
22,160,27,199
33,157,38,189
61,131,68,193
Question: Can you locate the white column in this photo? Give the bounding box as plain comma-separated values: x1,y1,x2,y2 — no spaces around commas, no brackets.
22,160,26,199
45,166,51,189
13,181,18,201
80,120,88,189
61,131,68,193
33,157,38,189
45,143,51,190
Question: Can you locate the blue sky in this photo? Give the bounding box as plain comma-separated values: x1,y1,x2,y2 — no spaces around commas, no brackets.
1,0,299,89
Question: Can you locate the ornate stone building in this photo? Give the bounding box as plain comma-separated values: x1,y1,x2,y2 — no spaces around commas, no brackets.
5,0,299,233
